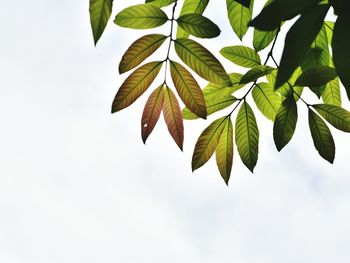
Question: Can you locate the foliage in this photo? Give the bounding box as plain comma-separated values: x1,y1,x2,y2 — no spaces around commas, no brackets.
90,0,350,185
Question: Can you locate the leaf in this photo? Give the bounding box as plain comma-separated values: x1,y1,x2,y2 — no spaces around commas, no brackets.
170,60,207,119
235,102,259,172
220,45,261,68
226,0,254,40
235,0,251,8
308,109,335,163
332,15,350,100
216,118,234,185
177,14,221,39
324,21,334,44
240,65,274,84
295,65,337,87
141,85,164,143
145,0,176,8
89,0,113,45
114,4,168,29
174,38,232,87
313,104,350,132
112,61,163,112
163,86,184,150
275,4,329,88
119,34,168,74
252,82,281,121
203,73,244,98
322,77,342,106
273,95,298,151
183,95,236,120
250,0,322,30
253,28,277,52
192,116,227,171
176,0,210,39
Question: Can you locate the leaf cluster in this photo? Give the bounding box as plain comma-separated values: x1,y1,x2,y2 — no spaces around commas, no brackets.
90,0,350,185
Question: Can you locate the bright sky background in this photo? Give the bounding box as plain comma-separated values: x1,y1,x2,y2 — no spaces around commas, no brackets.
1,0,350,262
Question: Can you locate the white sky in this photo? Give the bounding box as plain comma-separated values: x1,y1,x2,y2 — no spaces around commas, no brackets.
0,0,350,262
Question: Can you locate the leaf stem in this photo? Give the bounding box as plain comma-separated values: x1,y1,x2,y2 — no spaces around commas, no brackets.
163,0,178,85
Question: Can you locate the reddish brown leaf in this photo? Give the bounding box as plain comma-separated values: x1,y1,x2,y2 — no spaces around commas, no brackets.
141,84,165,143
163,86,184,150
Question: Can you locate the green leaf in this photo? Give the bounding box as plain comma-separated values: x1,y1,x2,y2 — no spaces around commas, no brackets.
273,95,298,151
216,118,234,185
174,38,232,87
220,45,261,68
114,4,168,29
295,65,337,87
275,4,329,88
192,117,227,171
141,85,164,143
89,0,113,45
183,95,236,120
332,15,350,100
163,86,184,150
235,102,259,172
324,21,334,44
313,104,350,132
145,0,176,8
252,82,281,121
308,109,335,163
322,77,342,106
119,34,168,74
226,0,254,40
176,0,210,39
112,61,163,112
177,14,221,39
170,61,207,119
240,65,274,84
253,28,277,52
250,0,323,30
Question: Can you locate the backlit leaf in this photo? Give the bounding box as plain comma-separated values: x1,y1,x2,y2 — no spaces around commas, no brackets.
89,0,113,45
235,102,259,172
175,38,232,87
220,45,261,68
119,34,168,74
240,65,274,84
308,109,335,163
112,61,163,112
192,116,227,171
216,118,234,185
163,86,184,150
183,95,236,120
170,60,207,119
177,14,221,39
313,104,350,132
176,0,210,39
252,82,281,121
141,85,164,143
114,4,168,29
226,0,254,40
322,77,342,106
273,95,298,151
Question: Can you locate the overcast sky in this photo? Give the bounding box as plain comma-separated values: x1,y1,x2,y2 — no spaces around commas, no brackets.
1,1,350,262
